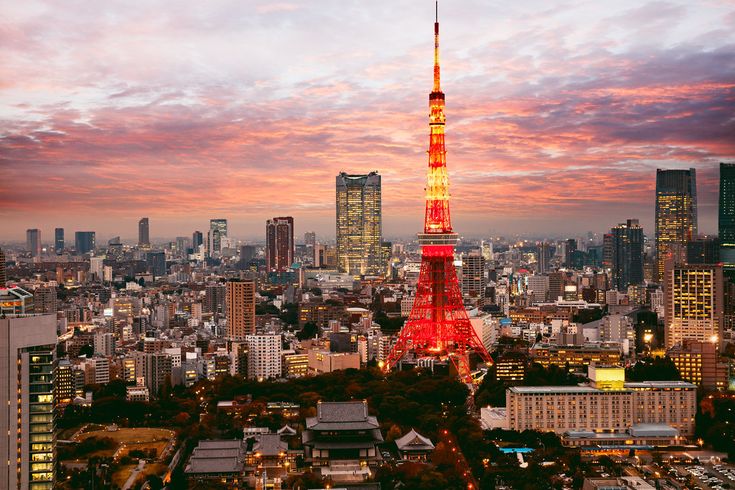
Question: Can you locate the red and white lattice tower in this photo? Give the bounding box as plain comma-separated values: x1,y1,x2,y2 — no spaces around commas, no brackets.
384,4,493,382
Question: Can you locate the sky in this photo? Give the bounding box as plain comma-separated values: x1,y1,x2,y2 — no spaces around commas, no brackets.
1,0,734,243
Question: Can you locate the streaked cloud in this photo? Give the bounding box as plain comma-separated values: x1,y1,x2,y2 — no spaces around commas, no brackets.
1,0,733,240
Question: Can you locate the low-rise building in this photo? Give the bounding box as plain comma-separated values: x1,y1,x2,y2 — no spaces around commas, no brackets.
506,366,696,438
395,429,435,462
302,400,383,481
185,440,245,487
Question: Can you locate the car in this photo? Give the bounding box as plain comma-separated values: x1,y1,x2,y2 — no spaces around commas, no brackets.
381,451,391,458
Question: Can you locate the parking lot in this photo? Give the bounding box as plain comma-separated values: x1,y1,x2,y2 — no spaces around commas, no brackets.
682,462,735,489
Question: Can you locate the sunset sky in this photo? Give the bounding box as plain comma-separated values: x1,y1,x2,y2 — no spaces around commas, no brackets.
1,0,733,243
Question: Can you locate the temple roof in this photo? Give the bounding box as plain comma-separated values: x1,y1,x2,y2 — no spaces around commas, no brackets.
395,429,435,452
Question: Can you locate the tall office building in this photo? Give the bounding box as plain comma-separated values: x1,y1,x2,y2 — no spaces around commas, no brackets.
226,280,256,340
54,228,64,254
537,242,551,273
563,238,577,268
146,251,166,278
74,231,96,255
208,219,228,256
664,263,723,349
720,163,735,275
336,171,382,276
26,229,41,257
0,314,56,490
608,219,644,291
138,217,150,247
0,248,6,285
266,216,295,272
655,168,697,282
204,283,226,316
461,252,486,304
192,230,204,251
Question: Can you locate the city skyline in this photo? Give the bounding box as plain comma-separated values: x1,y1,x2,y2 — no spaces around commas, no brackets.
2,0,733,240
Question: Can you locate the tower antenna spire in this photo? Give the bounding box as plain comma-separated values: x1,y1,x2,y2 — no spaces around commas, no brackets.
433,1,441,92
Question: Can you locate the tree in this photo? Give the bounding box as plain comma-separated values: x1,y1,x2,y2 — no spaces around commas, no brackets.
626,356,681,381
297,322,320,340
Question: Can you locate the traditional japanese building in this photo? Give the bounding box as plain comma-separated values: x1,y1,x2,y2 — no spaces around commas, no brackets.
395,429,435,462
302,400,384,481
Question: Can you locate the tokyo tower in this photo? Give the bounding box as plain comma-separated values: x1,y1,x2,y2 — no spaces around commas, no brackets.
385,3,493,382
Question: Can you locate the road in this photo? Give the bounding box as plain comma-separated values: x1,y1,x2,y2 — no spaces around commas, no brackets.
122,460,146,490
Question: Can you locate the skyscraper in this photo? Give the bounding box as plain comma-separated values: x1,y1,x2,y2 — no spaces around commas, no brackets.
192,230,204,251
461,251,486,304
336,171,382,276
664,263,723,349
146,251,166,278
608,219,644,292
563,238,577,268
138,217,150,247
74,231,96,255
304,232,316,248
266,216,295,272
226,280,255,340
208,219,228,257
720,162,735,275
537,242,551,273
54,228,64,254
0,314,56,490
655,168,697,282
26,228,41,257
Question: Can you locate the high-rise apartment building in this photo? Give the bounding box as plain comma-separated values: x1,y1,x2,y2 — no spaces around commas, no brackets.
655,168,697,282
266,216,294,272
204,283,226,316
0,314,56,490
608,219,644,292
336,171,382,276
33,286,57,314
664,263,723,349
246,334,282,380
138,217,150,247
461,252,486,304
54,228,64,254
226,280,256,340
720,163,735,275
208,219,228,256
26,229,41,257
74,231,96,255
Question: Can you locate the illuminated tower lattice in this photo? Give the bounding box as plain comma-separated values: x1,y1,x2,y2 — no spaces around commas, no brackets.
385,6,493,382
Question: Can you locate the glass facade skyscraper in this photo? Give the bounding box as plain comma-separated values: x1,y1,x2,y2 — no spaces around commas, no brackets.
54,228,64,254
336,172,382,276
720,162,735,275
655,168,697,282
609,219,644,292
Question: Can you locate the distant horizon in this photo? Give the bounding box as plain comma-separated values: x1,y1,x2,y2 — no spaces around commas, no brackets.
2,1,732,241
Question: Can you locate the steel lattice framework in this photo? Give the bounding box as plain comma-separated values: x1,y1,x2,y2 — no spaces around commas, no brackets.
385,6,493,383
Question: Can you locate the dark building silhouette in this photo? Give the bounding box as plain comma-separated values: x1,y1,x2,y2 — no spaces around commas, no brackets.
74,231,96,255
608,219,644,291
54,228,64,254
720,163,735,275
